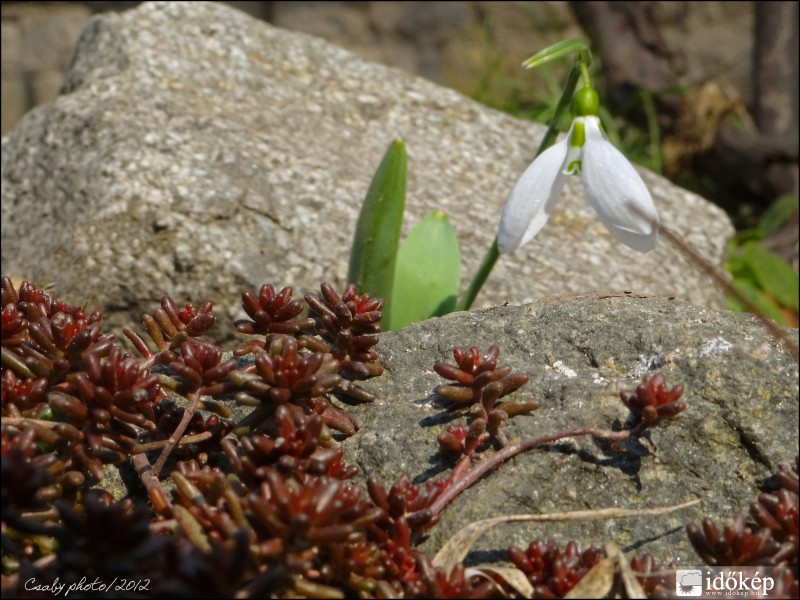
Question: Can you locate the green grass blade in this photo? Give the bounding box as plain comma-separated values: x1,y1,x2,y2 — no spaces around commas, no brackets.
389,211,461,330
347,139,407,311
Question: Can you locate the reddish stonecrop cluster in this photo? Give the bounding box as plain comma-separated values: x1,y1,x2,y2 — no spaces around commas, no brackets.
434,344,539,451
686,456,799,596
619,372,686,432
3,277,501,598
508,539,604,598
2,275,797,599
2,277,160,480
504,456,799,600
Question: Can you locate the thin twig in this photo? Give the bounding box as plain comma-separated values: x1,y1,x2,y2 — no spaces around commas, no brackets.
131,430,213,453
426,425,643,518
152,391,202,476
131,452,172,516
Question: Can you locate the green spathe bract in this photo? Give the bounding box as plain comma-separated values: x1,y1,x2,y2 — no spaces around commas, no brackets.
522,38,591,71
347,139,407,324
389,211,461,330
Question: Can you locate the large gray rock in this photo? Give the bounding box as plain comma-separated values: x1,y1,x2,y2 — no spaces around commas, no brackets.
1,1,733,340
342,292,799,565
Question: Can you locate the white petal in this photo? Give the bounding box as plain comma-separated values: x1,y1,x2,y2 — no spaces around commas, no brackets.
497,136,569,254
580,117,659,252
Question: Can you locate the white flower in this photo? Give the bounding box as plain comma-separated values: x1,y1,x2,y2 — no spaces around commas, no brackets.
497,115,659,254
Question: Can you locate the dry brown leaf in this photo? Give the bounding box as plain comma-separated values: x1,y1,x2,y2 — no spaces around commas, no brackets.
465,565,533,598
432,498,700,575
563,556,617,599
606,542,647,599
562,543,647,599
172,504,211,552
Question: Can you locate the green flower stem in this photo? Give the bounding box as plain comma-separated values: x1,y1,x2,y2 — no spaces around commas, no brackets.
455,238,499,311
580,60,591,88
456,60,583,311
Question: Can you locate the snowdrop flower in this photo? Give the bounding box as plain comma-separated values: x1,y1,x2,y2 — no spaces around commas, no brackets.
497,86,659,254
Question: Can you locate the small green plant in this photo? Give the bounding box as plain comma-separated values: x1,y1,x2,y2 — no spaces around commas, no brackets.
350,39,664,329
724,194,799,326
347,142,461,331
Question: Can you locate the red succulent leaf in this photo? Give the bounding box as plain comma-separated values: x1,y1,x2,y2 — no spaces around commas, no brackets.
235,284,314,339
686,515,786,566
433,344,533,448
508,540,603,598
305,283,384,380
619,372,686,429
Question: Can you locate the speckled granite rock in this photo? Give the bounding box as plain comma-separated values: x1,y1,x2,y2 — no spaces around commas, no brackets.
339,292,798,565
2,1,733,341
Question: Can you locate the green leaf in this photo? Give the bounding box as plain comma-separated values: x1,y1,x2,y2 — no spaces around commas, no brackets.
347,139,407,314
727,279,788,326
389,211,461,330
522,38,591,70
724,252,758,286
728,228,764,252
741,242,799,311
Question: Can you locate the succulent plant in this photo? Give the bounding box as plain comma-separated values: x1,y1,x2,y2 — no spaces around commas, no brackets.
235,284,315,338
434,344,538,450
1,276,796,599
619,372,686,432
508,539,603,598
304,282,384,380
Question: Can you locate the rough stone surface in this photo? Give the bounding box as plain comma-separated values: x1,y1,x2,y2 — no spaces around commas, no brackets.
337,292,799,565
2,1,734,342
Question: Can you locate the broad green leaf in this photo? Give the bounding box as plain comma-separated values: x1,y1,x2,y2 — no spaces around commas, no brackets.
727,278,788,326
389,211,461,330
347,139,407,316
742,242,799,311
728,228,764,251
723,253,758,285
522,38,591,70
